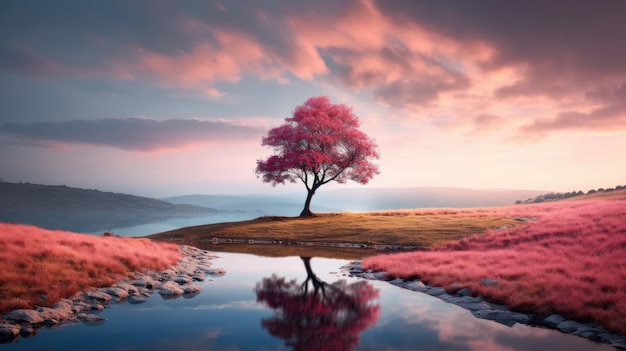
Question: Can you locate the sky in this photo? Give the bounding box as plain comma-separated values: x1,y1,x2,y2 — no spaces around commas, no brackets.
1,0,625,198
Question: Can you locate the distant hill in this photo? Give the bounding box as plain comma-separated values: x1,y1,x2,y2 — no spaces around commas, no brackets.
165,187,547,214
314,187,547,211
516,184,626,204
571,187,626,201
163,194,339,216
0,182,218,233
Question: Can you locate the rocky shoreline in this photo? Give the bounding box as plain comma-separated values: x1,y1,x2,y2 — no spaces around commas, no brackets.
0,245,225,344
343,261,626,350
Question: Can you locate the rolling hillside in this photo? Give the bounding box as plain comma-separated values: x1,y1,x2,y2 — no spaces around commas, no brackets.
0,182,217,233
165,187,547,214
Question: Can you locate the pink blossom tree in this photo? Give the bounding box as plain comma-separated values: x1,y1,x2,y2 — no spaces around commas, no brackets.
256,96,380,216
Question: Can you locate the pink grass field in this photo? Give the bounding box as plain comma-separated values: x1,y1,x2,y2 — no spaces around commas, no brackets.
363,200,626,335
0,223,181,313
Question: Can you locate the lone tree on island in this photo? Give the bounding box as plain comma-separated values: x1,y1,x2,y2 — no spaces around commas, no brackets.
256,96,380,216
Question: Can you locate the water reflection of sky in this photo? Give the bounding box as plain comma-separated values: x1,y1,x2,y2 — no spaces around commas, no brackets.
4,253,614,351
96,213,259,236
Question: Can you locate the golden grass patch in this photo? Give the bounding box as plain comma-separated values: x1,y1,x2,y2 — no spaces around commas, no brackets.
149,210,519,254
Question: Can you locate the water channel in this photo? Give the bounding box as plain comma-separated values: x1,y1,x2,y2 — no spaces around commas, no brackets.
4,251,614,351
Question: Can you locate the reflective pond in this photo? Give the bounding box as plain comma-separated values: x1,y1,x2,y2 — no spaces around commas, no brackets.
4,252,614,351
90,213,259,237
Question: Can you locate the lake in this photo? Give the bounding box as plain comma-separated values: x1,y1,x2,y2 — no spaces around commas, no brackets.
3,251,613,351
90,213,259,236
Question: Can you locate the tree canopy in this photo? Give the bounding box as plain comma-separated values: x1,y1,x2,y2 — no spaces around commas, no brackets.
256,96,379,216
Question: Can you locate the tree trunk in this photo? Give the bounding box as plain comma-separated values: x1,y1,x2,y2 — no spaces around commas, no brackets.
300,189,315,216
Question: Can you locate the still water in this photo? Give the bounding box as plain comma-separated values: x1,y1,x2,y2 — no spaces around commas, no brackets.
90,213,258,237
5,252,613,351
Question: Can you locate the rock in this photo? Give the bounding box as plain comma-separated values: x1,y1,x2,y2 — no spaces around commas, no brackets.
403,280,427,292
137,288,153,297
19,326,36,338
160,268,177,279
543,314,566,328
87,290,113,303
207,268,226,276
77,313,107,325
116,282,139,296
360,271,387,280
0,324,20,343
471,309,530,327
439,294,481,306
556,320,580,333
458,299,499,312
71,301,94,314
174,275,193,284
426,287,447,296
52,299,73,313
456,288,473,297
158,281,184,296
599,333,626,349
197,263,212,271
128,296,149,304
447,283,465,293
37,307,73,322
132,277,158,289
191,272,206,281
3,309,44,324
573,326,601,339
105,287,129,299
388,278,405,286
183,285,203,295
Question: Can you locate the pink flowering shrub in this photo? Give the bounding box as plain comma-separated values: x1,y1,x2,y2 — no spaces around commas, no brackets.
363,200,626,335
0,223,181,312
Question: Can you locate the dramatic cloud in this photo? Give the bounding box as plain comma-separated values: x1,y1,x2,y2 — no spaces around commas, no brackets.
0,118,263,152
520,82,626,137
1,0,626,139
370,0,626,134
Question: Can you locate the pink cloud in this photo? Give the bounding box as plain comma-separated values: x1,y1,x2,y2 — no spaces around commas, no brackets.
285,0,479,109
4,0,626,140
135,30,268,87
128,20,329,90
471,113,505,134
520,82,626,137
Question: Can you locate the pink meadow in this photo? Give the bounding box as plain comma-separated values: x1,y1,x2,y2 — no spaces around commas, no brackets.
363,200,626,335
0,223,181,313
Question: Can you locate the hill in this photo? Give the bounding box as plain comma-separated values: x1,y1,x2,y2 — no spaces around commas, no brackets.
165,187,546,215
0,182,218,233
313,187,546,211
163,194,339,216
515,184,625,203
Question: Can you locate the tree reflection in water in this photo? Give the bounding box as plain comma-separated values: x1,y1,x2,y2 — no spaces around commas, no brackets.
255,257,380,351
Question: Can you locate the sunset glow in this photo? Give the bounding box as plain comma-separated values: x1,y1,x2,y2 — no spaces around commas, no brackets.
0,1,624,196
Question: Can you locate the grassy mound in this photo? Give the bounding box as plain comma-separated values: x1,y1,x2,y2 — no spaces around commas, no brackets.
149,209,519,256
363,199,626,335
0,223,181,313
